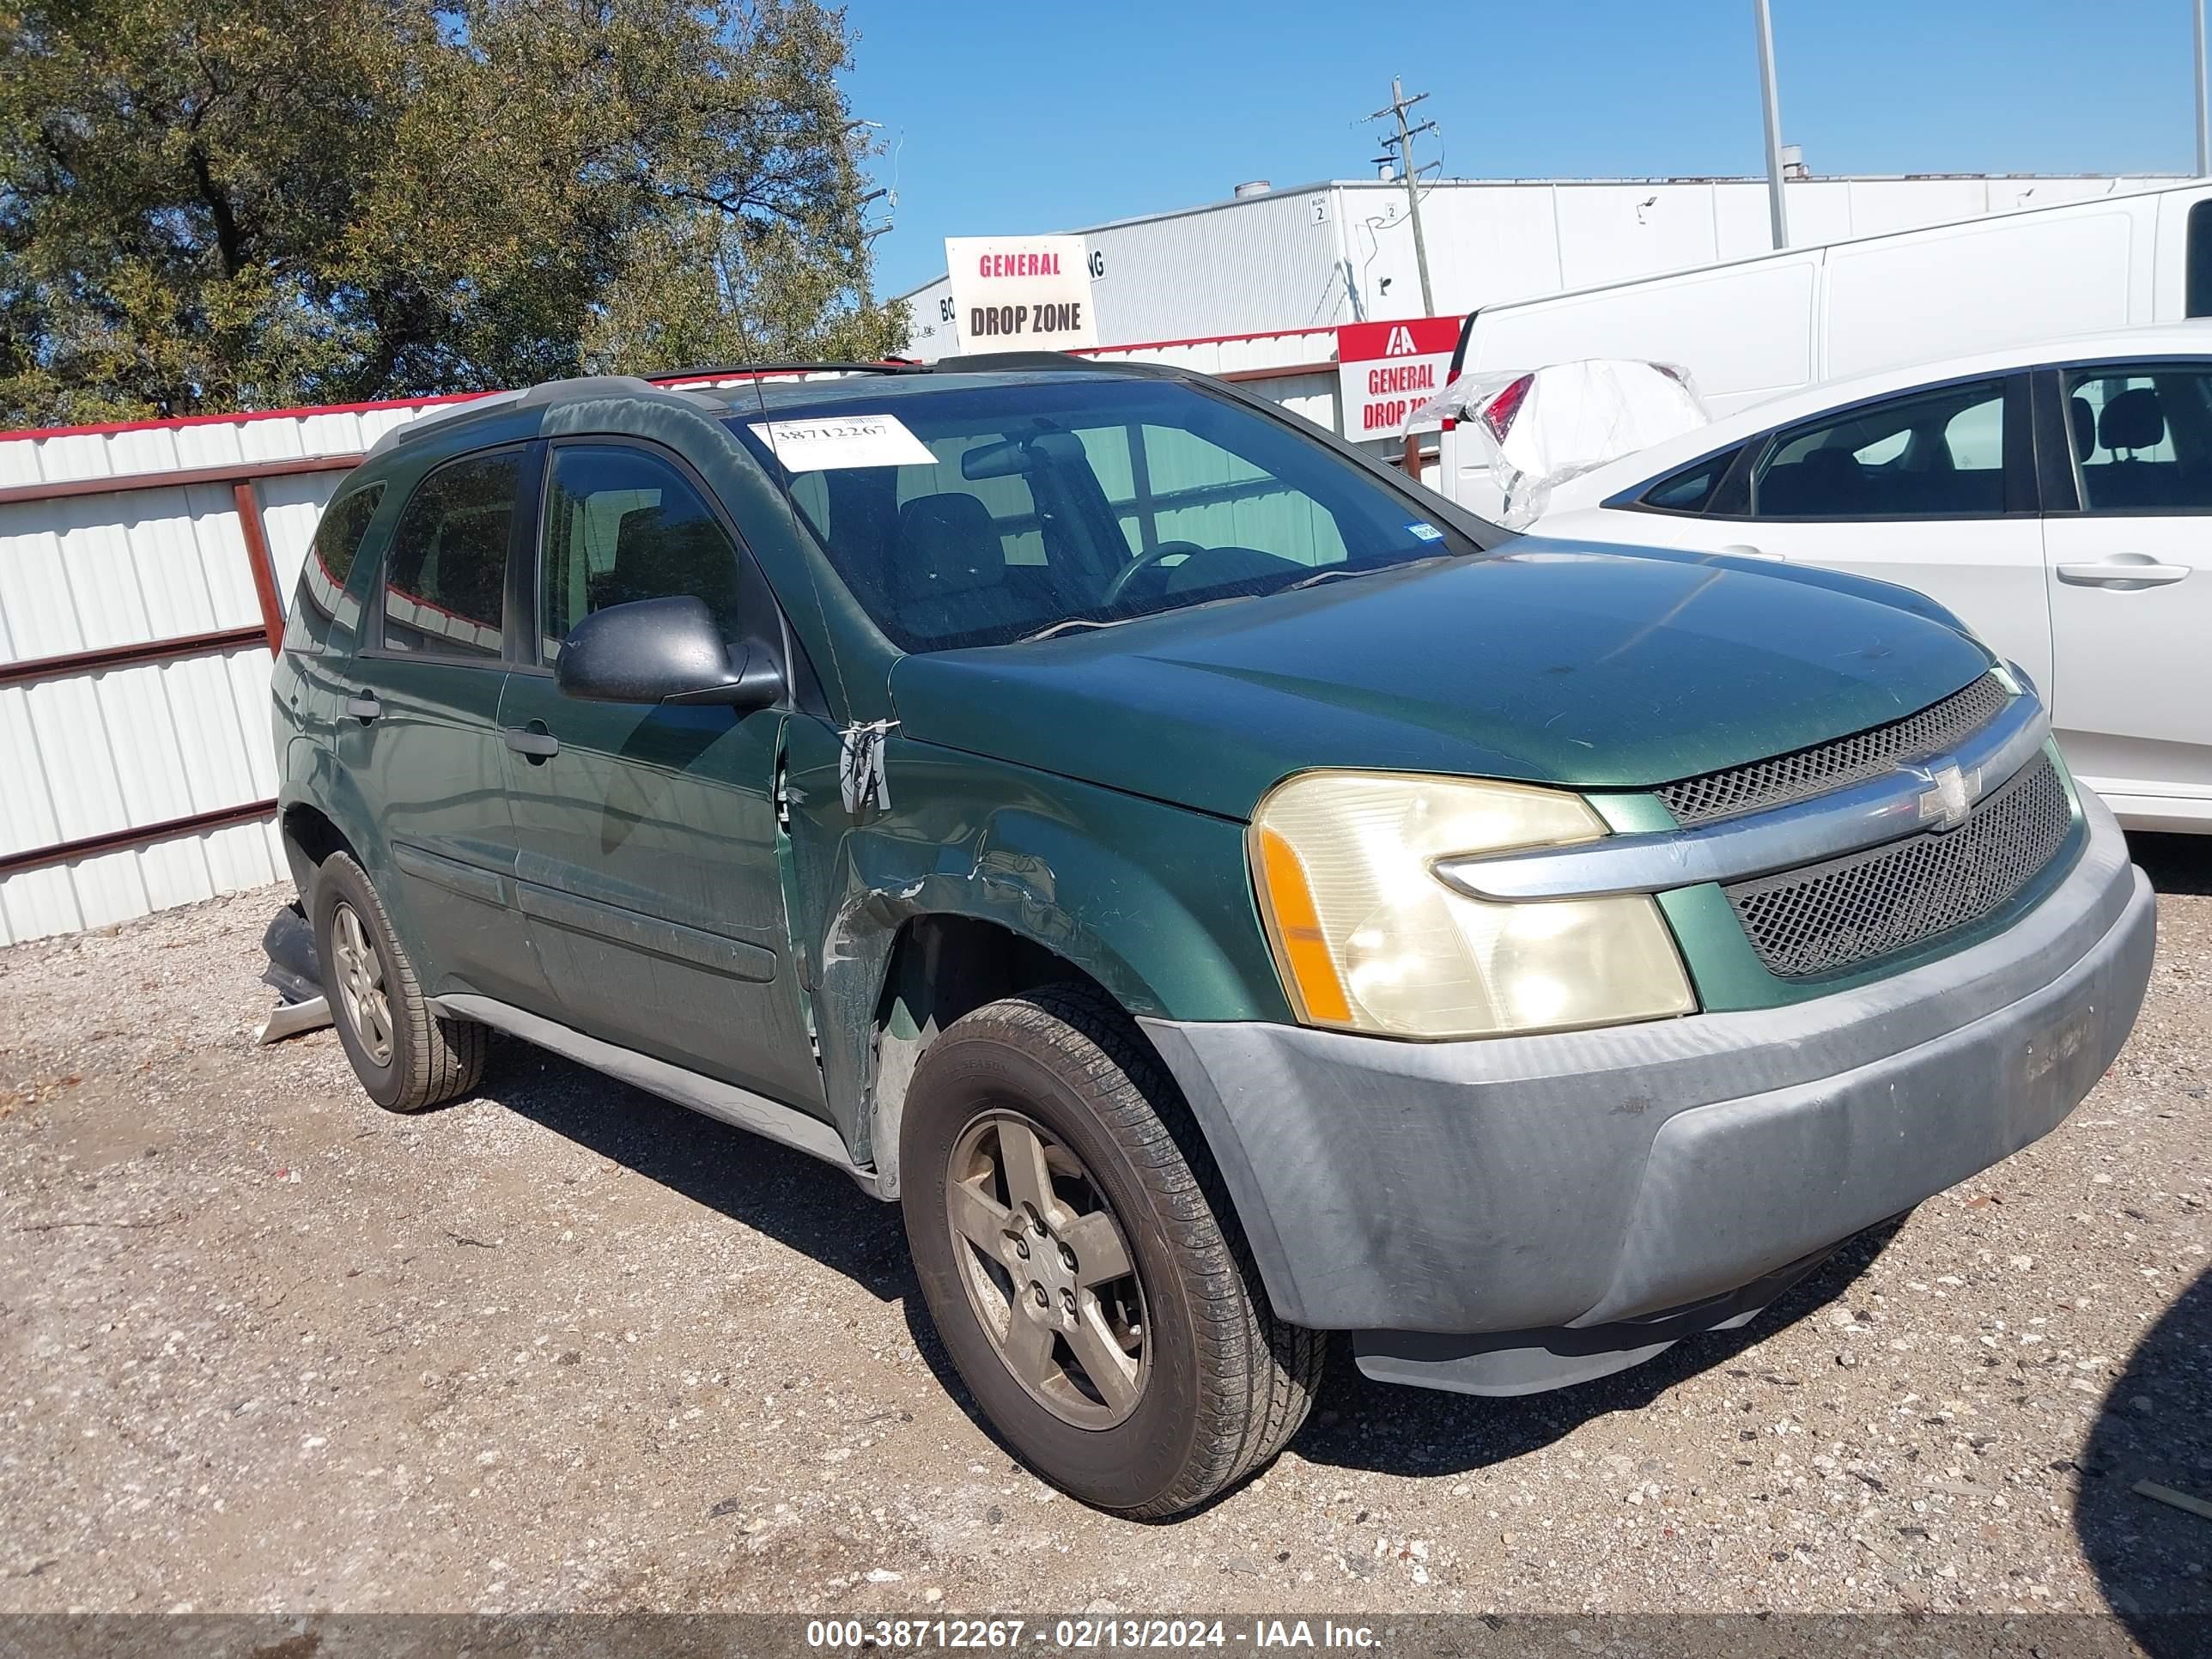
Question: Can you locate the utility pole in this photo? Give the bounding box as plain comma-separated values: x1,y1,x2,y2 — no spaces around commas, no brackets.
1369,77,1437,315
1753,0,1790,249
2197,0,2209,176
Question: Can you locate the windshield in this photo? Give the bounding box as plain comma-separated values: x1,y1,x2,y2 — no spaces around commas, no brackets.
727,377,1490,652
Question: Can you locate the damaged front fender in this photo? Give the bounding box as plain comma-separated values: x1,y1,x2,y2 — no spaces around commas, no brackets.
780,715,1290,1189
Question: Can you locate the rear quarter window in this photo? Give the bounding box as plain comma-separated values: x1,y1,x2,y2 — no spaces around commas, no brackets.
1632,447,1742,515
283,482,384,654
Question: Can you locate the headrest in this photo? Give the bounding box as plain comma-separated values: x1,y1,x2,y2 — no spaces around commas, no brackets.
1798,447,1869,504
894,493,1005,599
2066,395,2095,463
601,504,739,622
614,506,666,573
2100,387,2165,453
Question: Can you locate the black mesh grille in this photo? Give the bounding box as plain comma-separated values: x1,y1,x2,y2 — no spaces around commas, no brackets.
1724,753,2073,979
1659,673,2014,826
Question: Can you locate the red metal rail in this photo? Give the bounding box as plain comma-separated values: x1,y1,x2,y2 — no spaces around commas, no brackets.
0,799,281,879
0,452,366,880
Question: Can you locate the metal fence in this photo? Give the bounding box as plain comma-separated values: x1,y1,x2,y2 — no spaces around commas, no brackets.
0,331,1387,944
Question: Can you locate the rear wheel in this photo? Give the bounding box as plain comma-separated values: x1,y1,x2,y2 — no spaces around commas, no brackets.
313,852,485,1113
901,984,1323,1518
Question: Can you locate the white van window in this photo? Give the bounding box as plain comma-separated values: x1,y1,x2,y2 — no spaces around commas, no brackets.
1753,380,2007,520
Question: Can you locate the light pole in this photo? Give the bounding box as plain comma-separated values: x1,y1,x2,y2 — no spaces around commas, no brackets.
1754,0,1790,249
2197,0,2209,176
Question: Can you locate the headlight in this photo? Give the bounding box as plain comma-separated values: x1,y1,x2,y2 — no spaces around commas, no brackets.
1250,771,1694,1040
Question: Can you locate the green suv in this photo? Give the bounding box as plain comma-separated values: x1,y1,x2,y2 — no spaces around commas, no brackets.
271,355,2155,1519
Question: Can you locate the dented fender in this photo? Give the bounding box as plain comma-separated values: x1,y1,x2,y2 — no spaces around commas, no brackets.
780,716,1291,1184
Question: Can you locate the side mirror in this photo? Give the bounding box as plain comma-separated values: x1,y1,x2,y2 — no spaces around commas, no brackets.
554,595,782,712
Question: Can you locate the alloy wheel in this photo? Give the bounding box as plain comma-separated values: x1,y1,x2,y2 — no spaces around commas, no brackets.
945,1110,1149,1429
330,901,394,1066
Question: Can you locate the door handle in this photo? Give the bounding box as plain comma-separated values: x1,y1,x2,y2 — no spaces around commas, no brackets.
502,724,560,761
1718,542,1787,561
343,694,382,721
2055,556,2191,589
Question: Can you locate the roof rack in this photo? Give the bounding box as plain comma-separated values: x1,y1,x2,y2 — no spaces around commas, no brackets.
645,360,931,382
930,350,1127,373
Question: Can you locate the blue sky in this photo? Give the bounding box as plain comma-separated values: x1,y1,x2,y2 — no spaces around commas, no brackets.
843,1,2206,297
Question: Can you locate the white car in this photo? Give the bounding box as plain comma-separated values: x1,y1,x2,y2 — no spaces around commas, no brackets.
1526,322,2212,833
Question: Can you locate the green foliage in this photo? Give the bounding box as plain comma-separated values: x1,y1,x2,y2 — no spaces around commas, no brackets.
0,0,908,425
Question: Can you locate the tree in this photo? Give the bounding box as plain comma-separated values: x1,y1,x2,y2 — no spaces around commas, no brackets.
0,0,906,426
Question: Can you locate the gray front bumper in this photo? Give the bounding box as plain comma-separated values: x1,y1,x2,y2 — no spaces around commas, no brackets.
1141,791,2154,1356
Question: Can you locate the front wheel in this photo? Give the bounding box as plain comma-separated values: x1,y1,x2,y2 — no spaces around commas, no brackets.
901,985,1323,1518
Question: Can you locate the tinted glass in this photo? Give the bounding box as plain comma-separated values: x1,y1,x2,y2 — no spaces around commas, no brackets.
1638,448,1737,514
732,379,1483,652
540,446,744,660
285,482,382,653
1753,380,2006,519
2190,200,2212,319
2063,364,2212,512
381,453,517,658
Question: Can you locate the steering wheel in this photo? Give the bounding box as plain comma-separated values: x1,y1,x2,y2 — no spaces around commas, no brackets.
1099,540,1208,608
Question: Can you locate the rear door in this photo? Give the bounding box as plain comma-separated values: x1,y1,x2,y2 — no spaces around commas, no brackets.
497,439,826,1113
339,446,544,1006
2039,362,2212,823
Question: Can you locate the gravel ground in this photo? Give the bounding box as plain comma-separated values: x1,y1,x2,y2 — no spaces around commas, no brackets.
1,841,2207,1622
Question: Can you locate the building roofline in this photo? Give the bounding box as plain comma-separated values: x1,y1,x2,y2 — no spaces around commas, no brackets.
893,171,2191,300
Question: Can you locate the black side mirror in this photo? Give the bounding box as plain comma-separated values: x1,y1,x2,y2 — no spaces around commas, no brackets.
554,595,782,712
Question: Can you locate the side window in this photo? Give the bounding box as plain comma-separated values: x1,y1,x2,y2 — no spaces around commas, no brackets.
285,481,383,653
540,445,744,659
2063,364,2212,513
381,452,518,659
1753,380,2007,520
1635,447,1741,515
2189,200,2212,319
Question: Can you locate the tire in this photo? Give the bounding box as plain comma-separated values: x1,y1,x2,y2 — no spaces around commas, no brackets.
901,983,1323,1519
312,852,485,1113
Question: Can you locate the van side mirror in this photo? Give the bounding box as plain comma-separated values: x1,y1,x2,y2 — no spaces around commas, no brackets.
554,595,782,712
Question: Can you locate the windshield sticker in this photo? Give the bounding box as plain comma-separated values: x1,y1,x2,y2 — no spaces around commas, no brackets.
1406,520,1445,543
747,413,935,472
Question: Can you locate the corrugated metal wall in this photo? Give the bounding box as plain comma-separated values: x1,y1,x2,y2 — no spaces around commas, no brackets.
902,174,2183,357
0,399,460,945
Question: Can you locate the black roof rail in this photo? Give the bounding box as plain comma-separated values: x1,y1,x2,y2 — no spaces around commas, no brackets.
645,359,931,381
930,349,1131,374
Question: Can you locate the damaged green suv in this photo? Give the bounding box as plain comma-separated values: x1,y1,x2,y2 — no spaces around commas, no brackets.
271,355,2154,1518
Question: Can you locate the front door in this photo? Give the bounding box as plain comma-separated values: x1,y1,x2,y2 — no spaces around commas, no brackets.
2041,362,2212,822
338,446,543,1007
497,440,826,1113
1607,375,2054,694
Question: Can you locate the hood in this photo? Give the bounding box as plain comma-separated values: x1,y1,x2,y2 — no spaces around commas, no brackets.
889,541,1995,821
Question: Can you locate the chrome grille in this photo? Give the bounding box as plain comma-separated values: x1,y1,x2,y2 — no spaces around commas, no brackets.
1659,673,2014,826
1723,752,2073,979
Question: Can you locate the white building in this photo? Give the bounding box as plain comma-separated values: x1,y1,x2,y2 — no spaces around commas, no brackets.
900,172,2184,358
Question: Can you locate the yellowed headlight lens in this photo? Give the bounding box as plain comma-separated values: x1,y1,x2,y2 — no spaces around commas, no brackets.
1250,771,1694,1039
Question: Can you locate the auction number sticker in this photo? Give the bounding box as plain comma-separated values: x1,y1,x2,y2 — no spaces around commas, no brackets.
748,413,936,472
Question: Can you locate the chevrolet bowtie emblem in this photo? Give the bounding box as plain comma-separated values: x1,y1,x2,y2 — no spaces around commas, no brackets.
1914,761,1981,832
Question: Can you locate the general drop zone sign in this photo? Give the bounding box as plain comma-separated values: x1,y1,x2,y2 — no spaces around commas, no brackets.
1335,316,1462,441
945,236,1099,351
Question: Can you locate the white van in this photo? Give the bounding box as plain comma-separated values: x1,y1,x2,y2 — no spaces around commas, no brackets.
1444,180,2212,422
